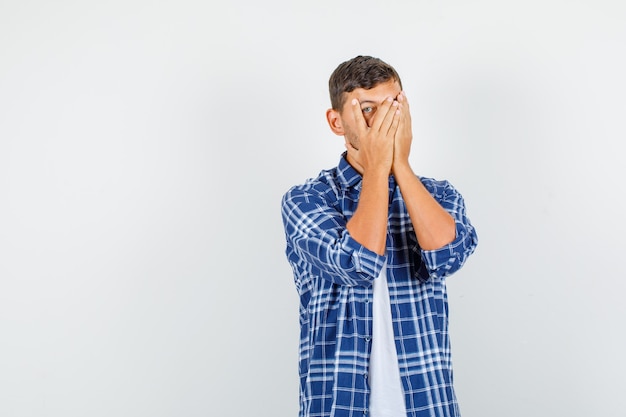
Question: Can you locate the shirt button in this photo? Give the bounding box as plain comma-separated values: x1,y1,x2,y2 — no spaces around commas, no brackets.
365,336,371,342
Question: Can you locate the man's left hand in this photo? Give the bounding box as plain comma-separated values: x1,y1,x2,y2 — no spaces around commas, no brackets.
393,91,413,173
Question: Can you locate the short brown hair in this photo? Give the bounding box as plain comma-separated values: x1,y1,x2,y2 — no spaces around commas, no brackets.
329,55,402,111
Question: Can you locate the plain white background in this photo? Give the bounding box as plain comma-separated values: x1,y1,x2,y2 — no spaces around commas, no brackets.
1,1,625,416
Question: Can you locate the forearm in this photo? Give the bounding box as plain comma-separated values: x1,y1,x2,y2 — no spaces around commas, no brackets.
346,169,389,255
393,163,456,251
282,187,387,287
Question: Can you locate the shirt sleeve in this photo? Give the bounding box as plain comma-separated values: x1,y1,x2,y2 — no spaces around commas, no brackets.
419,179,478,280
281,183,386,287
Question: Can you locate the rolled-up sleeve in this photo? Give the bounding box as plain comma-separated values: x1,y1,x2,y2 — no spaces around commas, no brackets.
281,185,386,287
420,179,478,279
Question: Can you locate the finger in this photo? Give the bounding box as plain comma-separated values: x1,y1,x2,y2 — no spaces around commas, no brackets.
398,91,411,121
344,137,358,151
397,91,409,106
379,99,400,136
369,96,395,132
396,104,406,136
350,98,369,133
388,104,401,136
344,137,360,164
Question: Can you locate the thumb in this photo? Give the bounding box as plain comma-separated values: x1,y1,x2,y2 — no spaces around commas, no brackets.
345,138,360,160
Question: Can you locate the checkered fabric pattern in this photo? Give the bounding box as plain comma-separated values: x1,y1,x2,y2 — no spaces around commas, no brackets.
281,154,478,417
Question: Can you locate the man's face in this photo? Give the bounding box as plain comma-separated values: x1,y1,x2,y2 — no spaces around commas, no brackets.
338,79,402,150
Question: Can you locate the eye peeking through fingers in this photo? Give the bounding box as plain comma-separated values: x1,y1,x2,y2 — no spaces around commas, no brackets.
361,106,375,125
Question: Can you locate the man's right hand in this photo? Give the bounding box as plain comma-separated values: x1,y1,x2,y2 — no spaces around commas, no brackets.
345,96,400,176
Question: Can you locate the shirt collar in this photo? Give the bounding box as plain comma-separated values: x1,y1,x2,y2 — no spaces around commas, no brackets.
336,152,363,189
336,152,398,192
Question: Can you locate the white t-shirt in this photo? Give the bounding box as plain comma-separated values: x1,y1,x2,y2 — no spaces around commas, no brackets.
369,264,407,417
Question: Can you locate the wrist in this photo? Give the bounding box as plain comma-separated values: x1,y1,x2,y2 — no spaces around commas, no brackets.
362,158,393,177
392,159,413,178
362,166,391,183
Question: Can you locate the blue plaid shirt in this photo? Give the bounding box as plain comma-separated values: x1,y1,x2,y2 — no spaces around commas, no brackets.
281,154,478,417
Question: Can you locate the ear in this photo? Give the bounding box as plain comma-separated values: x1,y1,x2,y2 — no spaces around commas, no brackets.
326,108,345,136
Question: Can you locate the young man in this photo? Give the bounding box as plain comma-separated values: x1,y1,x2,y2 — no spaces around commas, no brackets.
281,55,478,417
